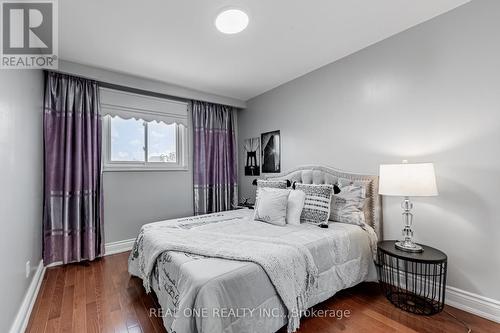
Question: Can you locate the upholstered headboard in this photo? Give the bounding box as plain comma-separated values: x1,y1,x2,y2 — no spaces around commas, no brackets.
267,165,383,239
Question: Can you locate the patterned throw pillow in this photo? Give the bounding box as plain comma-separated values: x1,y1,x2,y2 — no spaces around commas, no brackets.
256,179,287,190
295,183,334,225
254,188,290,226
256,179,288,201
329,184,366,226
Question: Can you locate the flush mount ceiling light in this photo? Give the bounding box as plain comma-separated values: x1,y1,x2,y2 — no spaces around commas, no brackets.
215,9,249,34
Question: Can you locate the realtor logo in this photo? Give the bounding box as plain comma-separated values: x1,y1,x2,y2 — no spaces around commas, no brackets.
1,0,58,69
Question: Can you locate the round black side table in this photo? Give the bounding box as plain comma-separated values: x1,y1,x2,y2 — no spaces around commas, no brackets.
376,240,447,315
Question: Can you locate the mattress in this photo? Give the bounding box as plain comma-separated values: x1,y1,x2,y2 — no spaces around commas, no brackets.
130,208,378,333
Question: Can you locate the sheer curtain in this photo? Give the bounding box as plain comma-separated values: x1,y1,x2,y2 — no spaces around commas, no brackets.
192,101,238,214
43,72,103,264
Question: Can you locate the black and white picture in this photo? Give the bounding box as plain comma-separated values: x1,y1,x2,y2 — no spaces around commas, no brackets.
244,137,260,176
261,130,280,173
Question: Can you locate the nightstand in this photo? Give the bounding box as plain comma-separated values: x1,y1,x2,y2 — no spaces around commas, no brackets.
376,240,447,315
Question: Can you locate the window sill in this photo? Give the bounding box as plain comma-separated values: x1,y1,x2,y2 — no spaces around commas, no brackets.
103,166,189,172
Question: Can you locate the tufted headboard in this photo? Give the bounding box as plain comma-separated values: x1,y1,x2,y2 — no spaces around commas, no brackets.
266,165,383,239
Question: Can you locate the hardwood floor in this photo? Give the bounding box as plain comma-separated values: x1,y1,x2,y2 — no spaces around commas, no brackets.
26,252,499,333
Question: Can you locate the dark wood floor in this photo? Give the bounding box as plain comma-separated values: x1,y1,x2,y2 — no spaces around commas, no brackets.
26,252,499,333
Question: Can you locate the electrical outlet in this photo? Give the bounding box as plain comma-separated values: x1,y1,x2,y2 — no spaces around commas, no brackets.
26,261,30,278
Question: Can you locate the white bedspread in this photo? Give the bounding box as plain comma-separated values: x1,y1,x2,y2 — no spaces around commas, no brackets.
129,209,378,333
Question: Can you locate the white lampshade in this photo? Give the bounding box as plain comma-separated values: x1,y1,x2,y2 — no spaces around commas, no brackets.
379,162,438,197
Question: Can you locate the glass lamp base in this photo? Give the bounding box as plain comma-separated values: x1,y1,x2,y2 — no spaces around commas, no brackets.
395,241,423,253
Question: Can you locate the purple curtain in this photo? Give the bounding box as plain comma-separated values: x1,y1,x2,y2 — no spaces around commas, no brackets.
193,101,238,215
43,72,103,265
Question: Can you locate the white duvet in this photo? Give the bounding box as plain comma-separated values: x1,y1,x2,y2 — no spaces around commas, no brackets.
129,209,378,333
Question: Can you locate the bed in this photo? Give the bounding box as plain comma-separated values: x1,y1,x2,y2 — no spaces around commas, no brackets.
129,165,383,333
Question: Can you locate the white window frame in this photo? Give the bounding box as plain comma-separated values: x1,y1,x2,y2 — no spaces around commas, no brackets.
102,117,188,171
101,88,189,172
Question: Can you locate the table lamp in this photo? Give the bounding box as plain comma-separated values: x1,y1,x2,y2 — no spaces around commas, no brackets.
378,161,438,253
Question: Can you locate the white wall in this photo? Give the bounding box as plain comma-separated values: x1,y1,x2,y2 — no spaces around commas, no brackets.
0,70,44,332
238,0,500,301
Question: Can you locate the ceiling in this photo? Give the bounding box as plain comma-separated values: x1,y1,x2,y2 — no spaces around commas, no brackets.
59,0,470,101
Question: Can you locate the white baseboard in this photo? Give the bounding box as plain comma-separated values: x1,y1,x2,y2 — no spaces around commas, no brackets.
9,260,46,333
104,238,135,256
43,239,136,269
446,286,500,323
45,261,63,268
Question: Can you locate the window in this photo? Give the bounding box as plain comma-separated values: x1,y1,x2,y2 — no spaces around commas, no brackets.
110,117,146,162
106,116,186,168
147,121,177,163
101,88,188,171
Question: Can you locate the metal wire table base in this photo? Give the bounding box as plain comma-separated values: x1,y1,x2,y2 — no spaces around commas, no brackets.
381,283,444,315
377,242,447,316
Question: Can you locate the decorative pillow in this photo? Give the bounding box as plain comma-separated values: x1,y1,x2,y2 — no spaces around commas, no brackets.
256,179,287,190
254,188,290,226
330,184,366,226
256,179,288,201
295,183,334,225
286,190,306,225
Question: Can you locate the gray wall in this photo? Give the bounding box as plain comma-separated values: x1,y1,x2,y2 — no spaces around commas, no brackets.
103,109,194,242
0,70,44,332
238,0,500,301
103,170,194,242
58,60,246,109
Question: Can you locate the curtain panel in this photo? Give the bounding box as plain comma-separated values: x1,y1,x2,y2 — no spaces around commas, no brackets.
43,71,103,264
193,101,238,215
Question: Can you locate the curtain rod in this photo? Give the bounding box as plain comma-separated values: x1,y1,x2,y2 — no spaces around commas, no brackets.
51,60,246,107
46,69,190,104
46,69,240,108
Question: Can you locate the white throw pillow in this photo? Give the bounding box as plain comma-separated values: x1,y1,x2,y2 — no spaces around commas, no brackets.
254,188,290,226
286,190,306,225
330,184,366,226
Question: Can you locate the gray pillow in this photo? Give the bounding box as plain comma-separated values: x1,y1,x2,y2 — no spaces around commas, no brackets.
295,183,334,225
256,179,288,201
256,179,287,190
330,184,366,226
254,188,290,226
